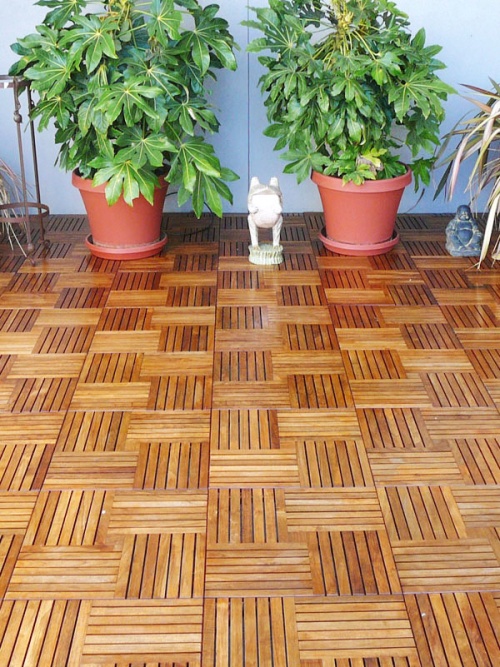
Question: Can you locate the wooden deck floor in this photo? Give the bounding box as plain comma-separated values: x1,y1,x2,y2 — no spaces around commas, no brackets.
0,212,499,666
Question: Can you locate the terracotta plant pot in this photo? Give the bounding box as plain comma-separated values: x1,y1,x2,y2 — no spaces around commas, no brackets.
72,171,168,260
313,169,412,256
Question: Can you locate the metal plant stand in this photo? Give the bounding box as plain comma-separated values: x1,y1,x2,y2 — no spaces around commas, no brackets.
0,75,49,263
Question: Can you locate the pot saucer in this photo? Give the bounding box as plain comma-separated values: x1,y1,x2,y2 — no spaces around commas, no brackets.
318,228,399,256
85,232,168,260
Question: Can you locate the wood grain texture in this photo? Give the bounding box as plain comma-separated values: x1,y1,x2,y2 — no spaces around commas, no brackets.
0,212,499,666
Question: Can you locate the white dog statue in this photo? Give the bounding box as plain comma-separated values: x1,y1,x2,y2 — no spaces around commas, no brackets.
247,176,284,265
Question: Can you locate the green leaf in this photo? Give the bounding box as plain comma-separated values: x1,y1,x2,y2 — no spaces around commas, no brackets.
411,28,426,50
191,172,206,217
264,123,286,139
282,148,328,183
37,0,86,29
77,99,94,136
91,158,155,205
62,14,118,74
179,105,195,135
192,33,211,76
147,0,182,45
346,116,363,144
115,126,176,167
203,174,224,217
96,79,163,127
177,137,222,177
33,95,72,131
24,50,72,96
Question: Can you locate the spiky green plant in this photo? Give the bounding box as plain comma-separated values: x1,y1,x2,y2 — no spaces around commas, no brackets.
436,80,500,266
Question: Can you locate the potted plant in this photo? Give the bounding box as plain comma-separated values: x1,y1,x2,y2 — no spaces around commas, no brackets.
245,0,454,255
436,80,500,267
9,0,238,259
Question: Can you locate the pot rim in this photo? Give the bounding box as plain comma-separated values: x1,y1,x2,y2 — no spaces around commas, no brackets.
311,167,412,193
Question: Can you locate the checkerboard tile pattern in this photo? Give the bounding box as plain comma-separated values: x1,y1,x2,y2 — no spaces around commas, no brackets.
0,212,499,665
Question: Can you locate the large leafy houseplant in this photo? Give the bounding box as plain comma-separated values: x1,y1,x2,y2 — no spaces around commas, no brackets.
9,0,238,218
436,81,500,266
245,0,453,189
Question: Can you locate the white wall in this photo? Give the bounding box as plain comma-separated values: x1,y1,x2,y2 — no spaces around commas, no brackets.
0,0,498,214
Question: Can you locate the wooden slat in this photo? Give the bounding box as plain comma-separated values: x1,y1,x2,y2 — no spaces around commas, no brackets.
141,352,213,376
126,411,211,442
8,353,86,378
8,378,77,413
205,543,314,597
432,288,497,306
134,441,209,489
89,331,161,353
43,452,137,490
288,374,353,409
307,530,401,595
0,414,64,444
55,411,130,452
379,305,447,323
350,379,432,408
0,294,59,310
0,444,50,491
115,533,206,599
358,408,433,449
202,597,300,667
214,351,272,381
22,490,111,546
336,328,408,350
399,349,474,373
70,382,151,411
285,489,385,532
6,545,122,599
216,288,278,306
267,305,332,324
297,440,373,487
151,306,216,326
215,329,284,351
277,409,362,440
81,599,203,663
451,438,500,484
406,593,500,667
423,372,494,408
107,491,207,535
207,488,289,543
35,309,101,326
212,380,291,409
209,451,299,488
392,539,500,592
0,332,40,354
0,600,88,666
368,450,465,486
272,350,344,375
210,410,279,450
342,349,407,380
0,494,37,535
295,596,418,662
324,288,392,305
422,408,500,440
378,486,468,541
453,487,500,529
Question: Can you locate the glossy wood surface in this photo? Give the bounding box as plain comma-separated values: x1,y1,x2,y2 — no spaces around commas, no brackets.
0,212,499,665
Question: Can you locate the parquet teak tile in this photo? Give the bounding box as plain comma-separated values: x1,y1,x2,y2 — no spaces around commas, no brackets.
0,212,499,665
